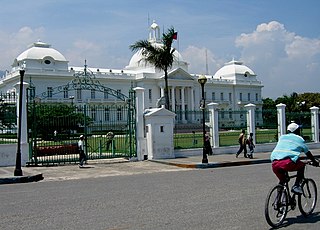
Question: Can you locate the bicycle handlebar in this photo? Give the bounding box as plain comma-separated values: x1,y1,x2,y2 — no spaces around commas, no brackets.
304,159,320,167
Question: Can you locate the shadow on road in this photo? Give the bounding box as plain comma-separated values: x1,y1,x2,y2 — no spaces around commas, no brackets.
271,212,320,229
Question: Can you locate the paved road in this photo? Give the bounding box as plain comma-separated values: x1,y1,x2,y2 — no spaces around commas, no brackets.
1,163,320,230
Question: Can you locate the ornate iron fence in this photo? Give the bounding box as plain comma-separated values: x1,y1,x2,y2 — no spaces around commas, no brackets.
173,109,279,148
0,92,17,144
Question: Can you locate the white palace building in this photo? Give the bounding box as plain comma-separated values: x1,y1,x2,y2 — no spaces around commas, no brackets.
0,21,263,127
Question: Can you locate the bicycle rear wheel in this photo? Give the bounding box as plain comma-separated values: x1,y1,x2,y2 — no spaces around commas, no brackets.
265,184,288,228
298,178,317,217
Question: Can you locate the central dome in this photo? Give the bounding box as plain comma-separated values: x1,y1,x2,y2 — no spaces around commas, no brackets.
127,46,184,70
126,20,186,71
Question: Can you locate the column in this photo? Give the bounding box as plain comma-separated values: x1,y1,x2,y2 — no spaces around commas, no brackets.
160,87,164,97
208,102,219,148
191,87,195,121
181,87,186,123
245,103,256,144
133,87,145,161
276,103,286,138
310,106,319,143
171,86,175,111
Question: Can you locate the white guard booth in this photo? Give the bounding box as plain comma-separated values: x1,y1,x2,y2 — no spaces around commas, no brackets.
144,108,176,159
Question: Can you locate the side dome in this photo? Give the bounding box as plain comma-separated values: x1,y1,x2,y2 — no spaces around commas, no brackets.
214,60,256,79
16,41,67,62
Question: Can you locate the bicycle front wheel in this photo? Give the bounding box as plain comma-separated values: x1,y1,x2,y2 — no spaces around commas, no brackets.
298,178,317,217
265,184,288,228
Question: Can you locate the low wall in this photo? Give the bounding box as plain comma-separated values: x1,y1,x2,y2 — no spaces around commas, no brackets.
174,142,320,158
0,143,29,167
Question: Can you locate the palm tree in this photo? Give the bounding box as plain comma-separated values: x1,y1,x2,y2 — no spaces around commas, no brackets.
130,27,176,109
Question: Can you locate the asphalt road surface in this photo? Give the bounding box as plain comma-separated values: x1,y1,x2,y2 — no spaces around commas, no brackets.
1,163,320,230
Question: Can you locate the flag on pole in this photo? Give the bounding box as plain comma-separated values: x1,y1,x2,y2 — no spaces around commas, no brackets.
172,32,178,40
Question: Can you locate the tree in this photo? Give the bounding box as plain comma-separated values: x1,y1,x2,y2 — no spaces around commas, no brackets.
28,103,92,140
0,101,16,130
275,92,299,112
262,98,277,128
130,27,177,109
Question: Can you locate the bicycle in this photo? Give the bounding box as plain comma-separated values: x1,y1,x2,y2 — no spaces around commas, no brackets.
264,161,318,228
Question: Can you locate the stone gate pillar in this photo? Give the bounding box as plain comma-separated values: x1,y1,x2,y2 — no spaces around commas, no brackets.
134,87,147,161
310,106,319,143
144,108,175,159
208,102,219,148
245,103,256,144
14,81,29,166
276,103,286,138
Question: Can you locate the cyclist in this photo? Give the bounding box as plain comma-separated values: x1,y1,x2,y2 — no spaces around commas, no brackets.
270,122,319,194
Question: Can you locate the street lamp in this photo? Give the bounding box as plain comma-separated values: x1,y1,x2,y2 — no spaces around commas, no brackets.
14,64,25,176
198,75,208,164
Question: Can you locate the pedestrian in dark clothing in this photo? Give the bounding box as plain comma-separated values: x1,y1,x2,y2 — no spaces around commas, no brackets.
204,132,213,155
247,132,255,159
106,131,115,151
236,129,247,158
78,135,86,168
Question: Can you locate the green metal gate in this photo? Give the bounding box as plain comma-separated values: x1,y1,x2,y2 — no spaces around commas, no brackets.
26,66,136,166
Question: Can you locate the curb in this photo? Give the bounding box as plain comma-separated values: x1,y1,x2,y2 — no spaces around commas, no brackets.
150,154,320,169
0,174,44,185
149,158,271,169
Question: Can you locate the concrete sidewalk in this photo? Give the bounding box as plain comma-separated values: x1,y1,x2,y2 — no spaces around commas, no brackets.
1,149,320,185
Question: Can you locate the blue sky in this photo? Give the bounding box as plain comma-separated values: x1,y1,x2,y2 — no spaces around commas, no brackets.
0,0,319,99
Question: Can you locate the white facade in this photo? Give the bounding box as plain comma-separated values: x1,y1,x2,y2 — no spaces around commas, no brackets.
0,21,263,126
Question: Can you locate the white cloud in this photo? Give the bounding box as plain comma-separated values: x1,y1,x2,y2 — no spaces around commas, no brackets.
181,46,222,75
285,36,320,59
0,26,45,70
235,21,320,98
65,40,103,67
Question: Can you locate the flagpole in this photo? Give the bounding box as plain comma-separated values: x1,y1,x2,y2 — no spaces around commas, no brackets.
178,33,180,66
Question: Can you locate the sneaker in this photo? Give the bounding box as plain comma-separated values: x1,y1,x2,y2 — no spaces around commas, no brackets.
78,164,83,168
236,153,239,158
291,185,303,194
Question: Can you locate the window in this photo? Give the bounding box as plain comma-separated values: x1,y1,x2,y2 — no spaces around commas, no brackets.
104,108,110,121
63,87,68,98
221,109,225,119
29,87,35,99
220,92,224,101
248,93,251,101
117,108,122,121
116,89,121,99
212,92,215,101
104,89,109,99
47,87,53,98
229,93,232,101
256,93,258,101
160,126,164,132
91,89,95,99
76,89,82,100
44,60,51,65
239,93,242,101
148,89,152,101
